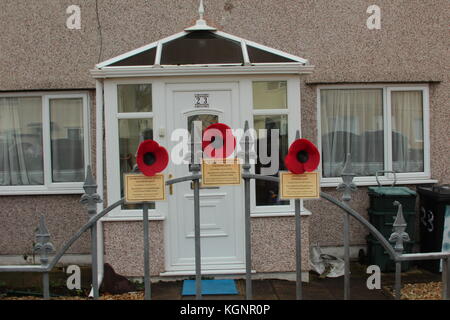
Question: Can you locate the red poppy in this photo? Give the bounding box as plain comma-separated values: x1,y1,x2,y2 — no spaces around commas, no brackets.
284,138,320,174
136,139,169,176
202,123,236,159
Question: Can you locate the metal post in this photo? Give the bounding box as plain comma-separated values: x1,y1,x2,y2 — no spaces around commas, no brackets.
343,213,350,300
143,203,151,300
295,199,302,300
91,223,99,299
337,153,356,300
43,272,50,300
395,261,402,300
81,165,102,300
242,122,253,300
442,257,450,300
193,178,202,300
244,174,252,300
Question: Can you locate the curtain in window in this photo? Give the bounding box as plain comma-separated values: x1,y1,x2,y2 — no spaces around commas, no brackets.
0,97,43,185
321,89,384,177
391,91,424,173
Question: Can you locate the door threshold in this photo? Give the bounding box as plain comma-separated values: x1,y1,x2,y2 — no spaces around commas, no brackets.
159,269,256,277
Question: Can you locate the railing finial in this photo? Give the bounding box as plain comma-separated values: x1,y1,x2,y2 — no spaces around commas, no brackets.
34,215,54,266
389,201,410,253
81,165,102,216
337,153,357,202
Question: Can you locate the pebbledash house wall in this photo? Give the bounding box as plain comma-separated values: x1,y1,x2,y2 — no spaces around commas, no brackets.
0,1,449,275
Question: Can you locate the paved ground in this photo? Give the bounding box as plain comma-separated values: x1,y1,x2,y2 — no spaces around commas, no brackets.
149,264,441,300
0,263,442,300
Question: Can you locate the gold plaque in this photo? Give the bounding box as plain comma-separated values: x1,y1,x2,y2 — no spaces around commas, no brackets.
124,174,166,203
280,171,320,199
201,158,242,187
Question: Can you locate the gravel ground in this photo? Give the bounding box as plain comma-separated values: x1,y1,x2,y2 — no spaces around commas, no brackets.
0,292,146,300
386,282,442,300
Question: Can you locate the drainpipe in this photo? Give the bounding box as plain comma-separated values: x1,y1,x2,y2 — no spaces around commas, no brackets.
89,79,105,297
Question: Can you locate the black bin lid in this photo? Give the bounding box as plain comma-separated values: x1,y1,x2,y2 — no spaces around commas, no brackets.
417,185,450,202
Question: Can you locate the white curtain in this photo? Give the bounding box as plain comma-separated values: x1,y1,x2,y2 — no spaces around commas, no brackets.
391,91,424,173
321,89,384,177
0,97,43,185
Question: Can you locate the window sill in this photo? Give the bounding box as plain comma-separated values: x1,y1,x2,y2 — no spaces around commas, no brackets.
320,178,438,188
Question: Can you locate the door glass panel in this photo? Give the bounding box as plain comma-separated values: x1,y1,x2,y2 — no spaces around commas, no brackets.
187,114,219,135
118,118,154,209
117,84,152,113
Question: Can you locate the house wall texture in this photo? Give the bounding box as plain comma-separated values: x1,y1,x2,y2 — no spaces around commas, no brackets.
1,1,449,264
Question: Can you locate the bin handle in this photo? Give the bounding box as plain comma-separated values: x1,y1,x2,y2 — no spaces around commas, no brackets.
375,170,397,187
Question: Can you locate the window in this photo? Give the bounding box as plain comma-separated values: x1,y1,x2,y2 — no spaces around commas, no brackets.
319,86,429,185
253,81,289,207
0,93,89,194
117,84,154,210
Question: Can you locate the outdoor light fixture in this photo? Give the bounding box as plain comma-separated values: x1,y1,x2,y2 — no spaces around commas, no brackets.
202,123,236,159
284,138,320,174
136,139,169,176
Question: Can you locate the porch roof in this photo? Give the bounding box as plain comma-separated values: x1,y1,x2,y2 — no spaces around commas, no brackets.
92,7,314,78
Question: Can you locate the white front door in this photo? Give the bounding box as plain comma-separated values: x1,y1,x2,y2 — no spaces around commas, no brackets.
165,82,245,274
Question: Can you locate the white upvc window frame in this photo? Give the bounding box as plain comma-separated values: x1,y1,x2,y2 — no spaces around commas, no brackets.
0,92,90,195
317,84,433,187
244,76,309,217
104,79,167,220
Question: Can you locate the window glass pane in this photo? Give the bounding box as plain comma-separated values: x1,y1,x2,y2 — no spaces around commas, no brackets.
320,89,384,177
161,31,243,65
247,46,296,63
111,48,156,66
118,84,152,113
253,81,287,110
391,91,424,173
0,97,43,186
254,114,289,206
50,98,85,183
119,119,154,209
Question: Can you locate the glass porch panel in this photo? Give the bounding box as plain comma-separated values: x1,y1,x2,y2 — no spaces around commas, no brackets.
0,97,43,185
253,81,287,110
391,91,424,173
50,98,85,183
161,31,243,65
117,84,152,113
320,89,384,177
254,114,289,206
119,118,154,210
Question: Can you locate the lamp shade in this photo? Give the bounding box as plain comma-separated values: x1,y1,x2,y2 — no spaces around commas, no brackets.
136,139,169,176
202,123,236,159
284,138,320,174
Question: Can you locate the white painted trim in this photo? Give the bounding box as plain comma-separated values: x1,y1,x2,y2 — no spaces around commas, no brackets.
316,84,432,186
0,92,90,195
95,79,105,296
91,65,315,78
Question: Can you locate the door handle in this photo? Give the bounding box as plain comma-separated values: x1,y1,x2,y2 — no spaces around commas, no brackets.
168,174,174,195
